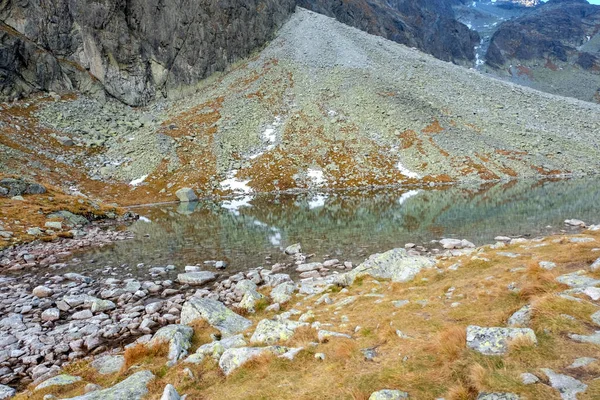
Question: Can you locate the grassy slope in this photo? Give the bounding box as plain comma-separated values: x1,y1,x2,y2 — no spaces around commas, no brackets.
16,229,600,400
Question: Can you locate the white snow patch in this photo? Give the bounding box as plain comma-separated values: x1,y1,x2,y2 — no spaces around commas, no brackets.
308,194,327,209
398,190,421,205
221,196,254,216
220,170,253,194
129,175,148,186
307,169,326,186
253,220,268,227
269,231,282,246
138,216,152,223
396,161,421,179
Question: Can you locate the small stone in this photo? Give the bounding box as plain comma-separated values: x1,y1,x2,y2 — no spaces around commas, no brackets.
466,326,537,355
521,373,539,385
539,261,556,270
315,353,326,361
177,271,216,286
33,286,53,298
568,357,596,369
41,308,60,322
284,243,301,255
507,305,532,327
91,299,116,313
160,384,181,400
477,394,519,400
369,390,409,399
72,310,93,320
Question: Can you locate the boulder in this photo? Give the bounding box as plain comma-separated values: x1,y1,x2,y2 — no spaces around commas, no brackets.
477,394,519,400
369,389,409,399
47,211,89,226
35,374,82,391
218,346,288,375
507,305,532,327
466,326,537,355
238,290,265,313
91,299,116,313
180,298,251,336
160,384,180,400
194,334,247,359
0,385,15,399
32,286,53,298
284,243,301,255
64,370,154,400
250,319,308,345
41,308,60,322
270,282,296,304
175,188,198,202
90,355,125,375
542,368,587,400
150,325,194,367
177,271,216,286
336,249,435,286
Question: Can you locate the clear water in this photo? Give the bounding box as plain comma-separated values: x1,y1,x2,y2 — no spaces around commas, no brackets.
66,178,600,279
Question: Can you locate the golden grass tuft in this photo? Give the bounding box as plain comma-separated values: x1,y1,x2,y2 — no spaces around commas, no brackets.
430,326,467,362
123,341,169,370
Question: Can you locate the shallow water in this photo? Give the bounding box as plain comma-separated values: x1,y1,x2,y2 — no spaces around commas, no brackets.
65,177,600,279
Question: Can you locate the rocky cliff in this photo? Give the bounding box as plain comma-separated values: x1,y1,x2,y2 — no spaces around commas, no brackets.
485,0,600,103
298,0,480,65
0,0,295,106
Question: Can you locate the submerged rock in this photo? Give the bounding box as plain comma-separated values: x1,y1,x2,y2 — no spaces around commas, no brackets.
466,326,537,355
180,298,251,336
336,248,435,286
64,370,154,400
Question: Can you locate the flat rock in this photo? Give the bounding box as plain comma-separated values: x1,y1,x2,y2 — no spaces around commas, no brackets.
556,271,600,288
64,370,154,400
569,331,600,345
466,326,537,355
477,394,519,400
90,355,125,375
0,384,15,399
318,330,352,342
35,374,82,391
542,368,587,400
270,282,296,304
194,334,247,359
295,262,323,272
368,389,409,399
539,261,556,270
180,298,251,336
218,346,288,375
150,325,194,366
251,319,308,345
569,357,596,368
565,219,586,227
177,271,216,286
337,248,435,286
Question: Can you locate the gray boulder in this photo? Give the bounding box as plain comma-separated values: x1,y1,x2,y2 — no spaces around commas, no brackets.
180,298,251,336
466,326,537,355
369,389,409,399
507,305,532,327
177,271,216,286
194,334,247,360
284,243,301,255
150,325,194,367
160,384,180,400
238,290,265,313
90,355,125,375
0,385,15,399
542,368,587,400
336,249,435,286
218,346,288,375
477,394,519,400
47,211,89,227
64,370,154,400
270,282,296,304
35,374,82,391
251,319,308,345
175,188,198,202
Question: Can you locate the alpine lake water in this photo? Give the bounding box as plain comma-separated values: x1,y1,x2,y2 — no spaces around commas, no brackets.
63,177,600,281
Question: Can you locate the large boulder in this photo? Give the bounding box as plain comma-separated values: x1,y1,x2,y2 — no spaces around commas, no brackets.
149,325,194,367
466,326,537,355
64,370,154,400
175,188,198,202
250,319,308,345
0,178,46,197
336,249,435,286
177,271,216,286
180,298,251,336
0,384,15,399
542,369,587,400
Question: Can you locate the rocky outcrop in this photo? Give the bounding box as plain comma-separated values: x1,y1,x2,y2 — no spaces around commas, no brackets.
0,0,295,105
298,0,479,65
485,0,600,103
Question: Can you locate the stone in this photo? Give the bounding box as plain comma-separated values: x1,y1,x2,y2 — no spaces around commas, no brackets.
175,188,198,202
542,368,587,400
84,384,101,393
565,219,586,227
569,331,600,345
315,352,326,360
90,355,125,375
47,211,89,227
539,261,556,270
318,330,352,342
150,325,194,366
477,394,519,400
591,310,600,326
556,271,600,288
336,249,435,286
33,286,53,298
35,374,82,391
295,262,323,272
218,346,288,375
466,326,537,355
440,238,475,249
195,334,247,359
41,308,60,322
570,237,595,243
72,310,93,320
91,299,116,313
264,273,292,287
160,384,180,400
45,221,62,230
284,243,301,255
238,290,265,313
0,385,15,399
568,357,596,368
63,370,154,400
521,373,539,385
368,390,409,399
507,305,532,327
590,257,600,272
250,319,308,345
177,271,216,285
180,298,251,336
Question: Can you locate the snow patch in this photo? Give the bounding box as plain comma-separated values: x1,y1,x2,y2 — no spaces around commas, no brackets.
308,194,327,209
269,231,282,246
307,169,326,186
138,216,152,223
396,161,421,179
220,170,253,194
398,190,421,205
129,175,148,186
221,196,254,216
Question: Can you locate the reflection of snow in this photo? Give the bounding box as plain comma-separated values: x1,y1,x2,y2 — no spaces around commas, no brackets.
307,169,326,186
308,194,327,209
253,220,268,227
398,190,421,205
270,231,282,246
221,195,253,216
396,161,421,179
220,170,253,194
129,175,148,186
138,216,151,223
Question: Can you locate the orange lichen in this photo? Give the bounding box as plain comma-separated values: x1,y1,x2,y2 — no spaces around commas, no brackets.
422,120,444,134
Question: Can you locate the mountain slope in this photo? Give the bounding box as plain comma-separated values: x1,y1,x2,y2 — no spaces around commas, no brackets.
2,8,600,206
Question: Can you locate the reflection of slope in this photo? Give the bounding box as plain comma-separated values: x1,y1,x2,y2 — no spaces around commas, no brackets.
398,190,421,205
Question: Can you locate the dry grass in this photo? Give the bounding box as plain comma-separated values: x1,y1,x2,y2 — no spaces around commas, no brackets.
123,341,169,370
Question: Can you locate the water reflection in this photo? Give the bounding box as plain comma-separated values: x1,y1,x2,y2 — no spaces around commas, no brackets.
72,178,600,277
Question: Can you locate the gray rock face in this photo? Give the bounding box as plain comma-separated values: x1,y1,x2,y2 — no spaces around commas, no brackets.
175,188,198,203
0,384,15,399
250,319,308,345
150,325,194,367
0,0,295,105
507,305,532,327
270,282,296,304
466,326,537,355
542,368,587,400
368,389,409,399
193,334,247,360
0,178,46,197
180,298,251,336
337,248,435,286
160,384,180,400
35,374,82,391
90,355,125,375
64,370,154,400
218,346,288,375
